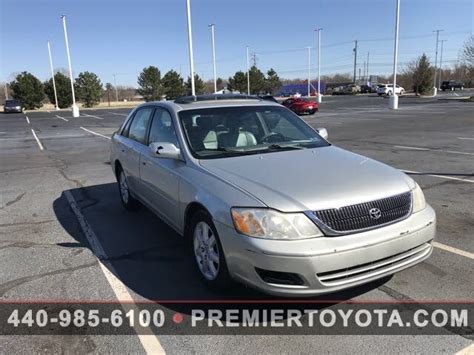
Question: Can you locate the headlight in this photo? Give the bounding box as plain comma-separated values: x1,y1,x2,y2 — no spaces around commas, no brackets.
412,183,426,213
231,208,323,240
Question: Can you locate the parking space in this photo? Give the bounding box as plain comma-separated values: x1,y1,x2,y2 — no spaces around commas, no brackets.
1,98,473,353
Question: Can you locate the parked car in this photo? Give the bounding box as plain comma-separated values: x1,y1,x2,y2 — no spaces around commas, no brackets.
258,95,279,103
3,99,22,113
281,97,318,115
110,94,436,296
360,84,375,94
440,80,464,91
377,84,405,96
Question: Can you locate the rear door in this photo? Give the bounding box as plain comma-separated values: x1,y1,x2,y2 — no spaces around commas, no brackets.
139,107,182,229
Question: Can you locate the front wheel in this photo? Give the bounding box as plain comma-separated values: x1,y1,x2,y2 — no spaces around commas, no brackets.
190,210,231,289
117,168,140,211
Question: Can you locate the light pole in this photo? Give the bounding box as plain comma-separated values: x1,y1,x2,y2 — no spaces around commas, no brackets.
113,74,119,102
353,39,358,84
307,47,311,97
366,52,370,85
389,0,400,109
61,15,79,117
47,41,59,111
438,39,447,89
209,24,217,93
246,45,250,95
432,29,444,95
4,83,8,100
186,0,196,96
316,28,322,103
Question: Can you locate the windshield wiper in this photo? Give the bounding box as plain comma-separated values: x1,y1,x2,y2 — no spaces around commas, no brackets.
266,143,304,150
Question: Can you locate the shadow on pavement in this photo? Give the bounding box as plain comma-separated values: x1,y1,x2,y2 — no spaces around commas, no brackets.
53,183,390,312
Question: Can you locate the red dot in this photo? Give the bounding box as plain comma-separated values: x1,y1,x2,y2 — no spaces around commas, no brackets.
173,313,183,324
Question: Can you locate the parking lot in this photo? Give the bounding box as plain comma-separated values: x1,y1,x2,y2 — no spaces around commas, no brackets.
1,94,473,353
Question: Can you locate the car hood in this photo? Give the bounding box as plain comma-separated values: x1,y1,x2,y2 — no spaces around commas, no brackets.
199,146,415,212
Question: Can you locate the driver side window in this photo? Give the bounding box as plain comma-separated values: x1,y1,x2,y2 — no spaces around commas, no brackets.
148,108,179,147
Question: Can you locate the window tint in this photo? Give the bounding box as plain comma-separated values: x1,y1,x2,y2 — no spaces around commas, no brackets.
148,108,179,146
128,107,153,144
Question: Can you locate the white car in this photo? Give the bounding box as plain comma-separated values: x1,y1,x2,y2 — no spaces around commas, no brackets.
377,84,405,96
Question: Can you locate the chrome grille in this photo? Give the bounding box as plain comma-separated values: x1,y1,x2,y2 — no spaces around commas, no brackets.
312,191,412,234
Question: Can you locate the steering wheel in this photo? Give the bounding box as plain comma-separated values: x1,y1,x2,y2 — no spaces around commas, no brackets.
261,132,286,143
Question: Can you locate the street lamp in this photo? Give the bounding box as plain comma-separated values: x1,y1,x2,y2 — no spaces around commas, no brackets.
315,28,322,103
432,29,444,95
438,40,447,89
47,41,59,111
61,15,79,117
246,46,250,95
209,24,217,93
389,0,400,110
113,74,119,102
186,0,196,96
307,47,311,97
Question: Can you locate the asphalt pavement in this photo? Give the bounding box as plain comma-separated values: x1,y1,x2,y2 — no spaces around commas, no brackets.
0,93,473,353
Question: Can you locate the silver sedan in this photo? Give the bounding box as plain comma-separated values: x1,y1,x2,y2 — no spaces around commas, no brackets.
110,95,436,296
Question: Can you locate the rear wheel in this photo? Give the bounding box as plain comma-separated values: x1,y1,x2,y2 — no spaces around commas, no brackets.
189,210,231,289
117,168,140,211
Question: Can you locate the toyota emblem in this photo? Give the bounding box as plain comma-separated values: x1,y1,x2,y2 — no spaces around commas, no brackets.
369,208,382,220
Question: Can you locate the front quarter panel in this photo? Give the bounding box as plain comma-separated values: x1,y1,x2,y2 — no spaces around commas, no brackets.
178,164,266,232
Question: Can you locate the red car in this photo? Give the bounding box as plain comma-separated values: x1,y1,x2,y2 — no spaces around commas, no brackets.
281,98,318,115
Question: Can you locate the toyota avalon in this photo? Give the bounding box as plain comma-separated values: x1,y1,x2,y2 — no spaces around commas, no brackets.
110,94,436,296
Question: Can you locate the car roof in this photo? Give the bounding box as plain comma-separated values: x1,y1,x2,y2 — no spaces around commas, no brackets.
135,94,281,113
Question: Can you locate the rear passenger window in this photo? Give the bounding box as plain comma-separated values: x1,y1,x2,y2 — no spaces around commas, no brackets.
128,107,153,144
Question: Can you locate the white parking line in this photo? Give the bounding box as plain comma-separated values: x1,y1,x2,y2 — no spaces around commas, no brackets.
80,127,111,140
82,113,103,119
56,115,69,122
457,137,474,140
108,111,127,116
456,343,474,355
433,242,474,260
31,129,44,150
394,145,429,151
25,116,30,124
64,191,165,354
402,169,474,184
394,145,474,156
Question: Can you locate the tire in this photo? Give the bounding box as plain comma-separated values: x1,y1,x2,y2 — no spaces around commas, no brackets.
378,93,382,96
387,91,393,96
117,168,140,211
400,90,405,96
189,210,231,290
451,87,454,91
461,86,464,91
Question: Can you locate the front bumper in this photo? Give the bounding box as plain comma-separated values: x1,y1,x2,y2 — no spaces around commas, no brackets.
4,108,22,113
215,205,436,296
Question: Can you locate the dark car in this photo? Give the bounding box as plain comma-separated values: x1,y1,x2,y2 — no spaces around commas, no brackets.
282,98,318,115
258,95,279,103
360,84,375,94
3,100,22,113
441,80,464,91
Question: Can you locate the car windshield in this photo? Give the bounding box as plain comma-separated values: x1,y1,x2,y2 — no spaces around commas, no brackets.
178,105,329,159
5,100,20,106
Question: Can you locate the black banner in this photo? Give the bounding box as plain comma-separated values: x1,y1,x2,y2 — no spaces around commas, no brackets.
0,301,473,336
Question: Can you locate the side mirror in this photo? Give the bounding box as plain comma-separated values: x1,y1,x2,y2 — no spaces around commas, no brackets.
149,142,181,160
317,127,328,140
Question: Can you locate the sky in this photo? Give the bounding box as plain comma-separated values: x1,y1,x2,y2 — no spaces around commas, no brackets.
1,0,473,87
